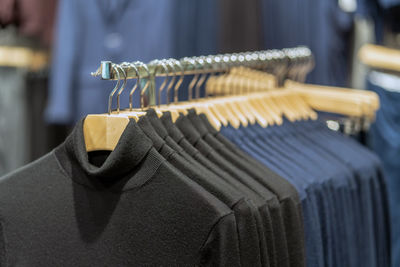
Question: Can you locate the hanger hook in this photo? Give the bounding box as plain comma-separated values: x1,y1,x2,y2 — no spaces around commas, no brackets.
171,59,184,104
196,56,214,99
182,57,199,102
150,59,169,106
165,59,177,105
116,63,129,113
127,62,140,111
193,57,206,100
134,61,151,109
108,64,121,115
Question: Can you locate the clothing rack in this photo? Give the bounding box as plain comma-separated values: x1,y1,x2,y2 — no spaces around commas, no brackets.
91,46,314,106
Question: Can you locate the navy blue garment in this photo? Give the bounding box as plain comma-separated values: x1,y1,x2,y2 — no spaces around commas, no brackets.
260,0,353,87
368,77,400,267
278,120,382,267
258,119,388,267
303,119,391,267
46,0,218,124
221,124,325,267
46,0,176,124
242,123,355,267
250,122,358,267
221,119,389,267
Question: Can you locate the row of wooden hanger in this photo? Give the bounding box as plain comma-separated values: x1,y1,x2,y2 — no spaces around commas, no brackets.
84,50,379,152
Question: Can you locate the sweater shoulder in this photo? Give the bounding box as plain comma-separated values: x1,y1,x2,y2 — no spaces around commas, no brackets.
154,161,234,219
0,152,68,205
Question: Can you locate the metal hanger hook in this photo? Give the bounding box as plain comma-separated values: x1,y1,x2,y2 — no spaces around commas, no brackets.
134,61,151,109
183,57,199,102
108,64,121,115
171,59,184,104
165,58,178,105
126,62,140,111
194,56,208,100
116,63,129,113
150,59,169,106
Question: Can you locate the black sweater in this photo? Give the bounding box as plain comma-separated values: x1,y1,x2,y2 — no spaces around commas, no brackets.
0,119,241,266
138,115,263,267
159,111,276,267
189,110,306,267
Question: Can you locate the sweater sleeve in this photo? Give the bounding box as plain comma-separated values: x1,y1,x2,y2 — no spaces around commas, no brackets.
199,213,241,267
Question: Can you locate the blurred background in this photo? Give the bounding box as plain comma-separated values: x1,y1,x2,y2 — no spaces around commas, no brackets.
0,0,399,186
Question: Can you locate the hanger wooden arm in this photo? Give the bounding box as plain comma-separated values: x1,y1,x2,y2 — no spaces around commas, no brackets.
285,80,379,111
83,114,130,152
359,44,400,72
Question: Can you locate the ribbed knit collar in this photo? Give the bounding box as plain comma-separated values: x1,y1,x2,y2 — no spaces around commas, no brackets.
175,114,202,145
199,113,219,135
55,118,158,192
186,109,209,138
145,109,169,139
160,112,185,142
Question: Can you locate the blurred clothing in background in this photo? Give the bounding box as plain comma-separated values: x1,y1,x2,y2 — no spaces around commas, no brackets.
0,0,58,47
46,0,219,124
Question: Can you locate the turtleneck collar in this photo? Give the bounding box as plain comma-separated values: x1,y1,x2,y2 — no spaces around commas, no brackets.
137,116,165,151
145,109,169,139
175,114,202,145
55,118,157,192
199,113,219,135
160,112,185,142
186,109,209,138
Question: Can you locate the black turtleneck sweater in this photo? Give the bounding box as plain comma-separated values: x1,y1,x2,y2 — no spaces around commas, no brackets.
175,113,291,267
0,119,242,266
159,111,279,267
138,115,264,267
187,110,306,267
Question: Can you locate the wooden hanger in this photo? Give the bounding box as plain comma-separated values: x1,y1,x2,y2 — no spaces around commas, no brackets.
285,80,378,118
359,44,400,72
83,66,130,152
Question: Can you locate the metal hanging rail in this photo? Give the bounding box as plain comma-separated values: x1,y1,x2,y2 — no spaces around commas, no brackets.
91,46,313,81
91,46,314,106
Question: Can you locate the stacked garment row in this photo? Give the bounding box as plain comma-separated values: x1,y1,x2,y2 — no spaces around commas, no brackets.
0,109,390,266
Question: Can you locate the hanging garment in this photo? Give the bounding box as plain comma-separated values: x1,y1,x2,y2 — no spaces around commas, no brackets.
220,118,390,267
47,0,219,124
368,71,400,267
0,0,58,47
0,119,243,266
136,115,264,267
219,0,264,53
46,0,176,124
260,0,354,87
0,107,390,266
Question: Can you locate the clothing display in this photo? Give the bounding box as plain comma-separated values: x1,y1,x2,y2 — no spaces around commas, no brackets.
0,1,398,265
367,71,400,267
46,0,176,124
261,0,354,87
0,47,391,266
0,107,389,266
46,0,219,125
